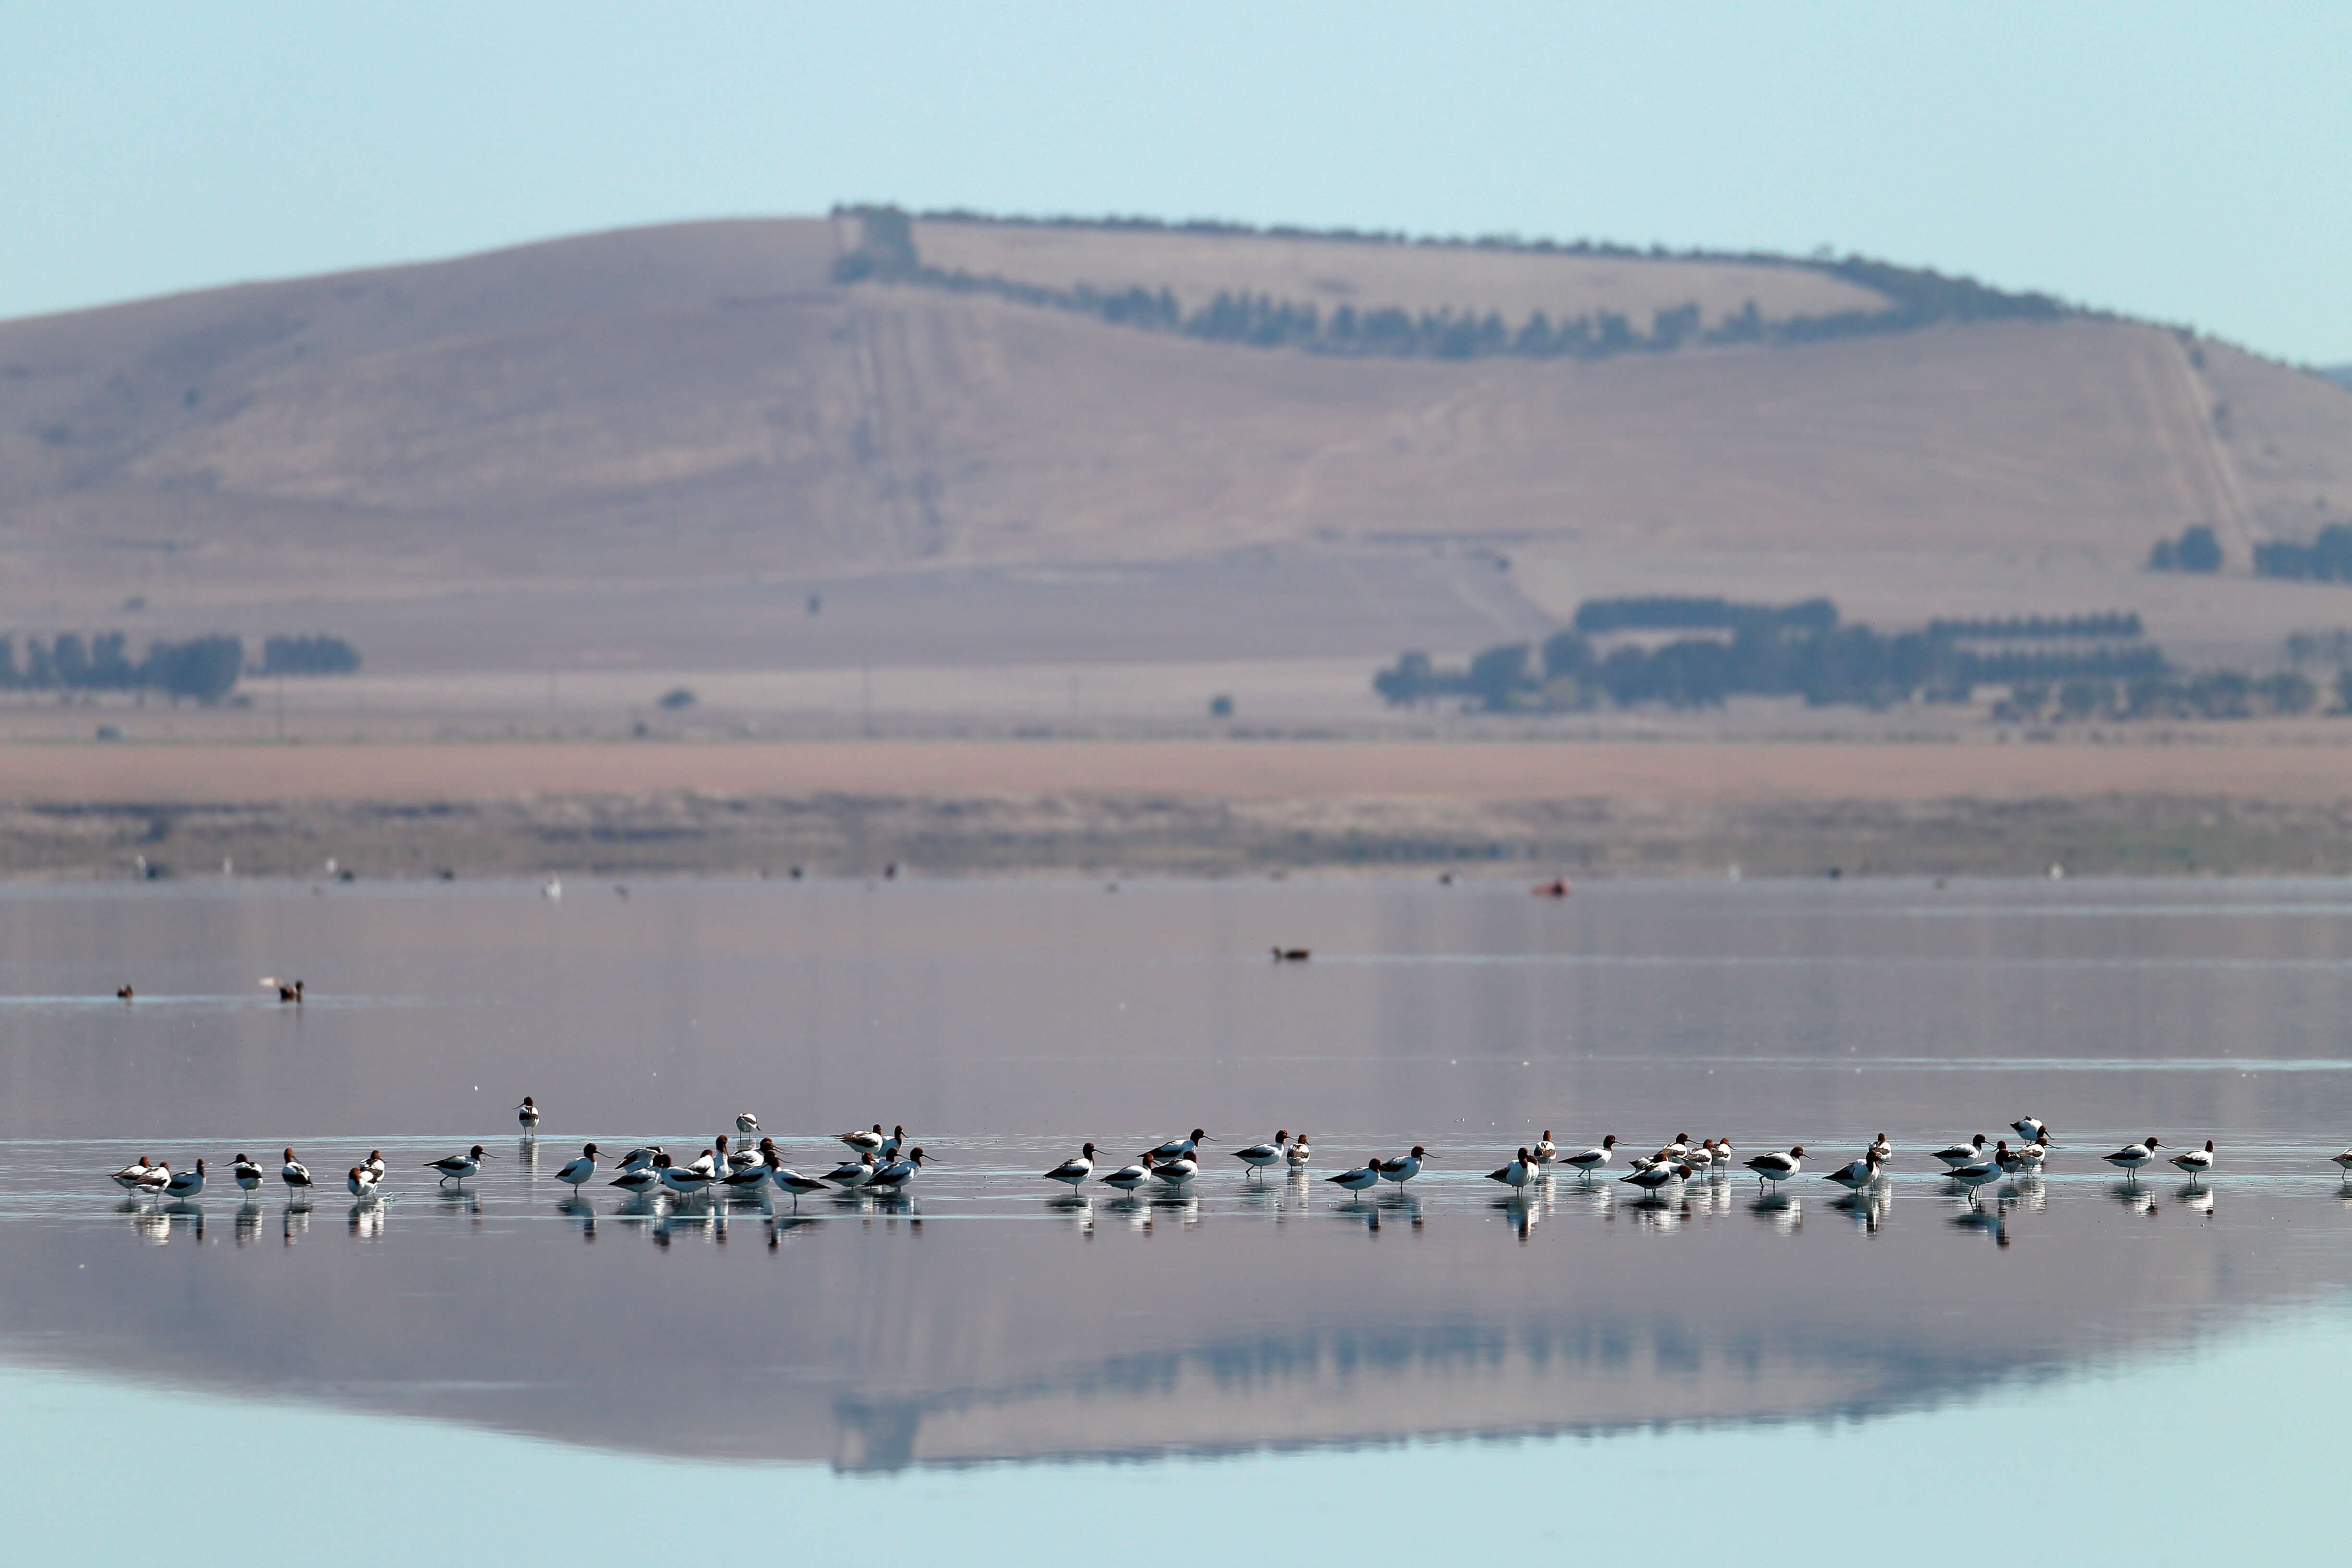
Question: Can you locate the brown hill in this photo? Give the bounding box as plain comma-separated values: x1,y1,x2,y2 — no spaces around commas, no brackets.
2,216,2349,676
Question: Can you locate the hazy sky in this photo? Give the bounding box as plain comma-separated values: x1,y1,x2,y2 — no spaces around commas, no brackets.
4,2,2346,361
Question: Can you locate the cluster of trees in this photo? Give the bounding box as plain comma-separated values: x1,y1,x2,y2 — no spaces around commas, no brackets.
1375,598,2168,713
829,206,2073,367
259,635,361,675
1926,612,2143,640
0,634,245,702
1992,671,2336,723
2149,525,2225,573
2254,524,2352,583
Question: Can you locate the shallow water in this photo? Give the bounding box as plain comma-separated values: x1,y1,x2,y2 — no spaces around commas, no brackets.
5,876,2350,1544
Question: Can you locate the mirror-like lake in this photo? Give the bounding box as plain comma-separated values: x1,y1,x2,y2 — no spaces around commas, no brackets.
5,877,2350,1549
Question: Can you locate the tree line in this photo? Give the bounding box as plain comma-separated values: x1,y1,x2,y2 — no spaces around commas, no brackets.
2254,524,2352,583
1925,612,2143,639
0,634,245,702
0,631,362,703
830,206,2072,366
2149,522,2352,583
1374,598,2173,713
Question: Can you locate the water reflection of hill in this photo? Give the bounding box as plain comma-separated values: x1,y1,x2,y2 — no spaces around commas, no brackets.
0,1162,2323,1471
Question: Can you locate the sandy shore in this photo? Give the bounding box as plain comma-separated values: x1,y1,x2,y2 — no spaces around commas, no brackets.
10,737,2352,808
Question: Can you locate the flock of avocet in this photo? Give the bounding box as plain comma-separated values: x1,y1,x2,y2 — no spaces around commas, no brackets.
103,1100,2327,1209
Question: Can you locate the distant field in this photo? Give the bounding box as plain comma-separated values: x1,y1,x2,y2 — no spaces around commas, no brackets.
908,219,1894,322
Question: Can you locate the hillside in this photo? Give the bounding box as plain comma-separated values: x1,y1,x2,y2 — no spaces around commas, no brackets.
2,214,2349,679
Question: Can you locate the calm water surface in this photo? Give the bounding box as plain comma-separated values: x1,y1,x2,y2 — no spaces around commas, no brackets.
3,877,2349,1550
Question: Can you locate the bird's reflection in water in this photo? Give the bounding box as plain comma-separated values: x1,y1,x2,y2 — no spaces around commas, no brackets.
2177,1185,2216,1217
652,1207,721,1250
1830,1189,1889,1234
1999,1176,2049,1213
1106,1192,1152,1231
1949,1202,2011,1248
1494,1194,1540,1243
234,1200,264,1248
1045,1193,1093,1237
2110,1182,2159,1217
557,1196,596,1241
347,1200,387,1240
123,1206,172,1245
1560,1182,1615,1220
1748,1193,1801,1234
282,1201,311,1246
1140,1189,1199,1232
1626,1193,1689,1232
515,1138,538,1173
435,1188,482,1218
767,1213,823,1249
1688,1180,1735,1217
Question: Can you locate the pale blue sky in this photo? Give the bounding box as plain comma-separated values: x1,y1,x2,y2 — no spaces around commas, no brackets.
3,2,2346,361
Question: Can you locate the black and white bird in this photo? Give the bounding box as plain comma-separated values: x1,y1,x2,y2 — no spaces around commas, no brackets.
230,1154,266,1193
1101,1153,1153,1191
515,1096,540,1132
1621,1162,1691,1194
1325,1158,1382,1193
280,1149,314,1196
346,1165,380,1201
1044,1143,1099,1188
877,1126,907,1160
132,1161,172,1198
768,1164,830,1205
823,1152,878,1189
659,1155,715,1197
1821,1150,1883,1190
424,1145,489,1185
1560,1135,1618,1179
719,1158,773,1195
735,1112,761,1140
1148,1128,1211,1162
109,1156,156,1193
553,1144,600,1190
360,1150,387,1181
865,1147,927,1194
2011,1115,2051,1143
837,1124,886,1155
1286,1132,1312,1170
610,1160,662,1195
1531,1131,1558,1165
1948,1148,2005,1204
1151,1152,1199,1187
1378,1146,1432,1188
1486,1148,1536,1192
2104,1136,2163,1180
615,1145,662,1174
1931,1134,1990,1169
2170,1139,2216,1183
1232,1131,1289,1177
2333,1147,2352,1179
162,1159,206,1201
1744,1146,1806,1188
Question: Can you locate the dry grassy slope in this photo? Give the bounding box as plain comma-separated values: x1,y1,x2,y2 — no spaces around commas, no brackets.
0,216,2348,628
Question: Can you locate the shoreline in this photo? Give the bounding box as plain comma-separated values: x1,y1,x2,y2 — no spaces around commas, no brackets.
13,788,2349,881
